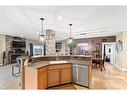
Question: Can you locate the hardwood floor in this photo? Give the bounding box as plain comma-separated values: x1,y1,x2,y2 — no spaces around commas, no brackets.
92,63,127,89
0,63,127,89
48,84,76,90
48,84,88,90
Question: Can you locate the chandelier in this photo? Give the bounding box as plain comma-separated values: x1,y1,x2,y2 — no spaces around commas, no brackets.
39,18,45,42
67,24,74,44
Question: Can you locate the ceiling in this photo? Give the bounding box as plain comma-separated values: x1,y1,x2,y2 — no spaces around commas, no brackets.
0,6,127,40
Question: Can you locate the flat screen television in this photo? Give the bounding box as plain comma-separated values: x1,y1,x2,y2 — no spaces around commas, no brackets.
12,41,26,48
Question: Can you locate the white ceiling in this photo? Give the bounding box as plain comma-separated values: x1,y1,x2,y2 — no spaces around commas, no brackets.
0,6,127,40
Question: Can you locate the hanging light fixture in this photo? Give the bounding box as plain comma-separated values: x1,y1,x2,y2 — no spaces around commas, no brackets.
68,24,74,44
39,18,45,42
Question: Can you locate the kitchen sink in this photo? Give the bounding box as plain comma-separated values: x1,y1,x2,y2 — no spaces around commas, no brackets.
49,60,68,64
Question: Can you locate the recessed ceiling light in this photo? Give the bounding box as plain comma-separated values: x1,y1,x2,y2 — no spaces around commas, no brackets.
58,16,62,20
36,32,39,34
21,35,23,37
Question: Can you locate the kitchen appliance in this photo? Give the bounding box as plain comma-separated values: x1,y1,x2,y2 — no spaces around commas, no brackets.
73,64,88,87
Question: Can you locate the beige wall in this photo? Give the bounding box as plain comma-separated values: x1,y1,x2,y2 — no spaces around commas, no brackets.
0,34,6,65
116,32,127,70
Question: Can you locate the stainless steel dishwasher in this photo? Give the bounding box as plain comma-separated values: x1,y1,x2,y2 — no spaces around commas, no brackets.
73,64,88,87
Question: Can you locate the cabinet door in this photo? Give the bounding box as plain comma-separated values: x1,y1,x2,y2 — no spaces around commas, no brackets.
38,67,48,89
48,69,60,87
38,72,47,89
61,67,72,84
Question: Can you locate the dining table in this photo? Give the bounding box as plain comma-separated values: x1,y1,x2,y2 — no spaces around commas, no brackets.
92,57,106,71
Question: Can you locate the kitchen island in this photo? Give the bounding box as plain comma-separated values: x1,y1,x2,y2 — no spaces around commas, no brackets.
23,55,92,89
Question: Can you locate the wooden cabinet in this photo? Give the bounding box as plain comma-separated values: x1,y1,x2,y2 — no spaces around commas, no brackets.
48,64,72,87
38,67,48,89
25,66,48,89
25,67,38,89
48,64,71,70
48,69,60,87
25,64,72,89
61,67,72,84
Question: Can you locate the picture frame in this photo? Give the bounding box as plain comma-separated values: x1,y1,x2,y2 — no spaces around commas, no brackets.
116,40,123,53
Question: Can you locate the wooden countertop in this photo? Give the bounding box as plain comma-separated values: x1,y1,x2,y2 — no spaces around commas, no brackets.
25,59,92,69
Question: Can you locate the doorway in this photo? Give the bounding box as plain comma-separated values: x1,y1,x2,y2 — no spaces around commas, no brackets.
102,42,116,65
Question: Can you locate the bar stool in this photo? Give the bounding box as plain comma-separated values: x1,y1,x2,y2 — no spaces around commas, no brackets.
12,58,20,77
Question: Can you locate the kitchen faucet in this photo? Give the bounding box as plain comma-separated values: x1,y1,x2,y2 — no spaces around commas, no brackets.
56,52,61,61
56,52,59,61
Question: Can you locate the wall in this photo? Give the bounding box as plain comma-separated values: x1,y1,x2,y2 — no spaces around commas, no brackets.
5,35,43,56
5,35,26,64
26,39,43,55
0,34,6,65
116,32,127,71
5,35,43,64
6,35,26,53
58,36,116,56
74,36,116,56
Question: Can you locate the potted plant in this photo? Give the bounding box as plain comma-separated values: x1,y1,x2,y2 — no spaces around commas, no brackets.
68,43,76,55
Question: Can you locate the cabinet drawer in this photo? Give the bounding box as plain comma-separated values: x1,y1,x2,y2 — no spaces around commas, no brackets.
48,64,71,70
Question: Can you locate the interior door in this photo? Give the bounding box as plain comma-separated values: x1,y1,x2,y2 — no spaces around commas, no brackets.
102,42,116,65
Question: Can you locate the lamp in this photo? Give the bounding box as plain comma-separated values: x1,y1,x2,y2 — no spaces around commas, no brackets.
68,24,74,44
39,18,45,42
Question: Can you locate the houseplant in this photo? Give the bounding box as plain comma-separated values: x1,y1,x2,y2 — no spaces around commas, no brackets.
68,43,76,55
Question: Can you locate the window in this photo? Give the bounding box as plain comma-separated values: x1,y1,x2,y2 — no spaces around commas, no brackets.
78,43,89,50
78,43,91,55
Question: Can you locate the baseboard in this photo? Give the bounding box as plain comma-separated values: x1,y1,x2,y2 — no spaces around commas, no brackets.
122,68,127,72
114,64,122,70
114,64,127,72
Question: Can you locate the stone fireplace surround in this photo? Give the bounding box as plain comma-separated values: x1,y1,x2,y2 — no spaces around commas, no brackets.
5,35,26,64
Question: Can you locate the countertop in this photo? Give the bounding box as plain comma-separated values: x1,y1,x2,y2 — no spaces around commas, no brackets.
32,55,92,58
25,59,92,70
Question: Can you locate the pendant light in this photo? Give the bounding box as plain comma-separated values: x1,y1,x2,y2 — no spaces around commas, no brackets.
68,24,74,44
39,18,45,42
